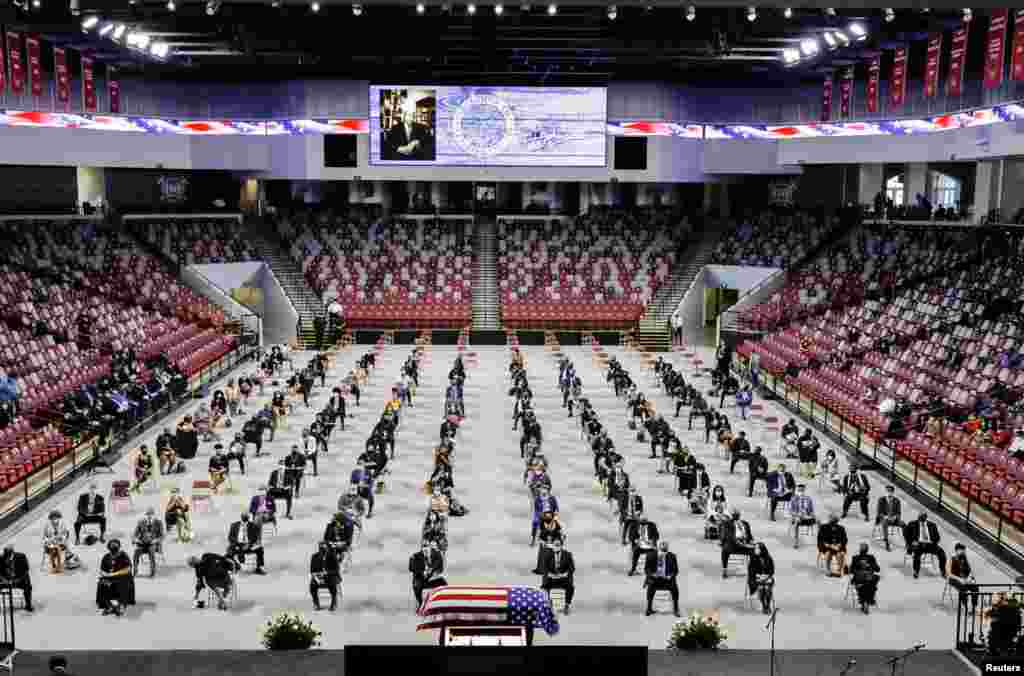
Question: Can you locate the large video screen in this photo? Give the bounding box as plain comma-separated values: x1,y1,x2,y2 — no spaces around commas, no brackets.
369,85,607,167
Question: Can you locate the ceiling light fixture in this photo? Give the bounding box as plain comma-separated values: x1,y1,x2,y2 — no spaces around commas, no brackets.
272,0,282,7
150,42,170,58
547,3,556,15
799,37,819,56
70,0,79,14
31,0,40,8
467,3,476,14
685,5,695,21
848,22,866,40
782,48,800,64
783,7,792,19
167,0,175,9
416,3,425,13
312,1,320,11
205,0,221,16
112,24,127,40
746,6,756,22
834,30,849,45
607,4,616,20
825,7,836,16
81,15,99,30
494,4,503,15
962,8,972,22
98,21,115,35
352,3,363,15
884,8,894,22
822,32,837,49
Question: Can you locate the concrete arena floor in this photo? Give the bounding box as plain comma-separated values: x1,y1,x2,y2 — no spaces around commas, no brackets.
0,345,1014,650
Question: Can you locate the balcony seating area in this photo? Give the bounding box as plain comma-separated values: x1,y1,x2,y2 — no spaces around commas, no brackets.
737,227,1024,526
737,224,974,333
498,212,681,330
290,218,473,329
138,217,258,265
0,218,240,493
710,210,830,268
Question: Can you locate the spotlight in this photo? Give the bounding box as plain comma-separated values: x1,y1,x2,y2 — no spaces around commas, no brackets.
467,3,475,13
128,32,151,49
167,0,175,9
547,3,556,15
112,24,126,40
848,22,866,40
823,32,837,49
98,22,114,35
799,37,819,56
825,7,835,16
782,48,800,64
685,5,695,21
884,8,894,22
962,8,972,22
834,30,849,45
416,3,425,13
32,0,40,8
205,0,221,15
352,3,363,15
150,42,170,58
81,15,99,30
312,1,320,11
272,0,281,6
783,7,792,19
494,4,503,14
70,0,79,14
746,6,756,22
607,4,616,20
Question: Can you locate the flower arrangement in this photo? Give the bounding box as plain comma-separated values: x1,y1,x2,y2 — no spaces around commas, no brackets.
261,612,322,650
667,612,728,651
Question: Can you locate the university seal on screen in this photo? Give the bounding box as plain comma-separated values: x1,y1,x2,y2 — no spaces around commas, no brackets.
157,175,189,204
450,94,516,158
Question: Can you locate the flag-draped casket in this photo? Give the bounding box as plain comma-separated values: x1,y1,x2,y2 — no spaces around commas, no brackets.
416,585,560,636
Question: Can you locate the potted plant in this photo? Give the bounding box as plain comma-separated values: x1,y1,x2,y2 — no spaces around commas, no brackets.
261,612,322,650
987,596,1023,656
667,612,728,652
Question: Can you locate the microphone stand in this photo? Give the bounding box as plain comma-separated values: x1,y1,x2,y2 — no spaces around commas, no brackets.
765,607,778,676
884,644,925,676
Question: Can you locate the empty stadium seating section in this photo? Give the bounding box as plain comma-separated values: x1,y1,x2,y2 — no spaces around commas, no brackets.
0,218,239,494
498,214,681,330
737,224,1024,533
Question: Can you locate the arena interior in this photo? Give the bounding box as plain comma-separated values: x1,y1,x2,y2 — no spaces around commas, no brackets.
0,3,1023,674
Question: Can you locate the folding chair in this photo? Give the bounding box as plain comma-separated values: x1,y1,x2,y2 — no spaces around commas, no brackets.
109,480,133,513
547,588,567,614
134,541,168,577
191,480,214,513
842,578,858,608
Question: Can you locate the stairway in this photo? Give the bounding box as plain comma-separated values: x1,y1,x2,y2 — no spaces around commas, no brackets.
245,224,325,347
472,218,501,331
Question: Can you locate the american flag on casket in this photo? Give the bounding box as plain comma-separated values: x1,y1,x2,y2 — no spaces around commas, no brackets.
416,585,560,636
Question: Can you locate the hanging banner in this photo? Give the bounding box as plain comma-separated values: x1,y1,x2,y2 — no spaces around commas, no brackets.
839,67,854,117
54,48,70,104
1013,10,1024,81
889,47,908,109
986,9,1009,89
924,32,943,98
7,32,24,95
0,31,6,96
82,54,97,112
948,26,969,97
26,35,42,98
108,66,121,114
820,76,833,121
866,55,880,114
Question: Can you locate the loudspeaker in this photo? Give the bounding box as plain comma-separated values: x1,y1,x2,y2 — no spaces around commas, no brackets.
614,137,647,171
325,135,358,168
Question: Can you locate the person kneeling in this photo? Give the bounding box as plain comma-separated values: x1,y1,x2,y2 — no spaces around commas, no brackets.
310,542,341,611
189,552,238,611
96,539,135,617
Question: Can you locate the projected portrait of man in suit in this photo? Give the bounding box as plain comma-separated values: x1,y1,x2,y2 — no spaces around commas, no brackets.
380,89,436,161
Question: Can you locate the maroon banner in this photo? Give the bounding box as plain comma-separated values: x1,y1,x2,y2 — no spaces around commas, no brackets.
866,55,880,114
889,47,908,109
839,67,854,117
986,8,1009,89
7,31,24,95
948,26,969,97
26,35,42,98
54,47,70,104
108,66,120,114
820,76,833,121
1013,10,1024,81
0,31,6,96
924,32,942,98
82,55,97,112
